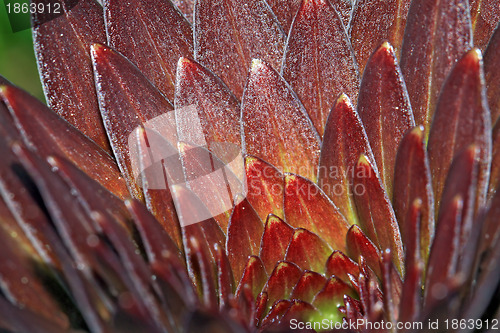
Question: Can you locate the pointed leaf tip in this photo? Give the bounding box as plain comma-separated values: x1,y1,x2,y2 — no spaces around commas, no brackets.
32,0,109,151
194,0,286,98
400,0,472,132
428,48,491,217
284,173,349,251
394,124,434,262
104,0,193,100
353,155,404,274
358,41,415,199
282,0,359,136
242,60,321,181
319,93,373,225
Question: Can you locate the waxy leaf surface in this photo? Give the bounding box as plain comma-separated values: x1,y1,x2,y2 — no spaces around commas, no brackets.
350,0,411,74
353,155,404,274
282,0,359,136
194,0,286,98
242,60,321,181
470,0,500,49
263,261,302,307
32,0,109,151
236,256,268,299
105,0,193,100
357,42,415,199
346,225,382,278
92,44,175,200
318,94,374,224
400,0,472,132
484,25,500,125
175,57,241,154
393,126,435,261
325,251,360,286
427,49,491,216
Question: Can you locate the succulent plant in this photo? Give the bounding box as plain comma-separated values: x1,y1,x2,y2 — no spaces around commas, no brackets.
0,0,499,332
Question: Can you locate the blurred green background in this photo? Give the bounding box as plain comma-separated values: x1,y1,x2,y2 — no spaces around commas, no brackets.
0,2,45,101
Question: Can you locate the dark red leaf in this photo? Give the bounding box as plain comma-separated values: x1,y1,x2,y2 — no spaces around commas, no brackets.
285,228,332,272
245,156,285,221
235,256,268,299
92,44,177,200
280,300,317,326
0,298,69,333
216,244,235,309
318,94,375,224
284,174,350,251
427,49,491,217
350,0,411,74
47,155,130,230
32,0,109,151
125,199,183,265
424,196,463,309
265,0,302,33
263,261,303,307
131,127,183,248
398,200,424,324
484,24,500,125
290,271,327,303
184,236,218,310
104,0,193,100
242,60,321,181
343,296,364,322
478,179,500,277
357,42,415,198
353,155,404,273
489,121,500,198
194,0,286,98
0,222,69,329
177,142,244,231
92,212,171,329
438,146,479,259
400,0,472,132
325,251,360,286
330,0,352,28
259,214,295,274
0,85,130,200
175,57,241,152
226,198,264,281
381,250,402,325
357,269,383,322
11,145,150,329
393,126,435,261
172,0,195,23
282,0,359,136
261,300,292,328
0,101,21,142
346,225,382,278
470,0,500,50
